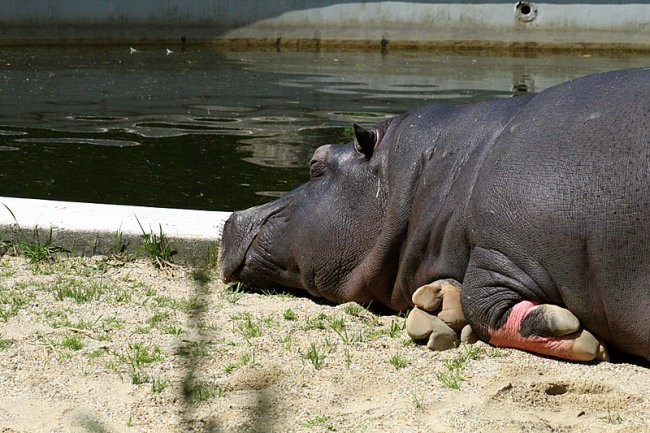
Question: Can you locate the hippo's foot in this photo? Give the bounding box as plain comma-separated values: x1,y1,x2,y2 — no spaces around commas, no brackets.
488,300,610,362
406,279,468,351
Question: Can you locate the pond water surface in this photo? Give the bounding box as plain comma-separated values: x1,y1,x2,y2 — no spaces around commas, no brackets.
1,47,648,211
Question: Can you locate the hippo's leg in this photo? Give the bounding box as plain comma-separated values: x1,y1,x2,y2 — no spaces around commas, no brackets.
406,279,468,351
462,246,609,362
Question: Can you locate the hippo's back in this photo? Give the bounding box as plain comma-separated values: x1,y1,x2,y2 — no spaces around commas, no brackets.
467,68,650,358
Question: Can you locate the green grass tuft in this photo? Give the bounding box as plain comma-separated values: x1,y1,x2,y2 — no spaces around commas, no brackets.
231,313,262,341
283,308,297,321
221,283,245,303
302,343,326,369
0,335,13,350
0,289,35,321
136,218,173,268
52,278,106,303
389,354,409,369
152,378,170,393
61,334,84,351
124,342,165,367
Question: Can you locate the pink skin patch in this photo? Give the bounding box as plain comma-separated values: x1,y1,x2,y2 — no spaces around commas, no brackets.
488,300,585,361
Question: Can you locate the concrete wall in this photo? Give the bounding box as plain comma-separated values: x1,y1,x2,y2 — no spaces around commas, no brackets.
1,1,649,51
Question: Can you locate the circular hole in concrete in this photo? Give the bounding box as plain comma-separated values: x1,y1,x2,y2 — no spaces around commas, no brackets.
515,1,537,22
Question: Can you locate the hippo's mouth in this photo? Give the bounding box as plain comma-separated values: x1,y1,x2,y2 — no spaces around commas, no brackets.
220,204,306,292
222,236,297,289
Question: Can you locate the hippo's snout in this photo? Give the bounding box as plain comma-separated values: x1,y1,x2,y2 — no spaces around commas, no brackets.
220,211,251,283
220,205,270,283
219,195,295,287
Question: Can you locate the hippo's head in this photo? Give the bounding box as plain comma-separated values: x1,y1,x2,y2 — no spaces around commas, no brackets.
220,119,416,308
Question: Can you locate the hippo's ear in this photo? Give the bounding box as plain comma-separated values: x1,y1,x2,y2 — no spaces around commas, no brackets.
353,123,376,159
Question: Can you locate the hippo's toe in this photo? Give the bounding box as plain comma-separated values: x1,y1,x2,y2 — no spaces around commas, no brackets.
406,307,458,351
460,324,479,344
520,304,581,337
572,329,610,362
412,279,466,332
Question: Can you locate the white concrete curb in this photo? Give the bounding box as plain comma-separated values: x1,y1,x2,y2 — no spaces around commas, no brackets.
0,196,232,265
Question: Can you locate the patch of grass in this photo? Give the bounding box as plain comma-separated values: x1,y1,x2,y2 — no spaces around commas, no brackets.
402,338,417,347
15,228,62,263
389,354,409,370
52,317,94,330
221,283,245,303
606,406,624,424
411,390,425,410
136,219,173,268
302,343,326,369
183,379,227,402
0,335,13,350
162,325,185,336
463,344,488,360
43,309,70,327
134,326,151,334
387,319,405,338
434,344,487,390
277,333,293,351
152,378,170,393
153,295,202,313
190,268,214,284
328,316,346,333
84,257,126,275
177,340,213,358
0,289,35,322
260,316,279,328
131,369,150,385
123,342,164,367
283,308,297,321
60,334,84,351
343,302,365,317
147,312,172,327
111,229,127,256
101,316,124,331
224,351,254,374
305,313,329,330
260,287,296,298
328,318,365,344
87,348,107,359
231,313,262,341
110,288,132,303
302,414,330,428
52,278,106,303
0,269,16,278
344,348,352,369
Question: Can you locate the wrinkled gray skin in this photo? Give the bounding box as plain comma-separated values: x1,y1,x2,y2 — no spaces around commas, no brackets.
221,68,650,360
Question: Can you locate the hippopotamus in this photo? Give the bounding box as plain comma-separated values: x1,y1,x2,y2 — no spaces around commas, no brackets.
220,67,650,362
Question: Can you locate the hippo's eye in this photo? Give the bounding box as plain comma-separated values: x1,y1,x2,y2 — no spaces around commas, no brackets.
309,160,327,178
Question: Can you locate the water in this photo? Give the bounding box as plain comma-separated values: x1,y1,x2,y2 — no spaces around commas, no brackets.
1,47,648,211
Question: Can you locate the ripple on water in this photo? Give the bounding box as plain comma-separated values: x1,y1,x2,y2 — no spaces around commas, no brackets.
0,129,28,136
66,115,129,122
15,137,142,147
128,124,252,138
191,105,256,113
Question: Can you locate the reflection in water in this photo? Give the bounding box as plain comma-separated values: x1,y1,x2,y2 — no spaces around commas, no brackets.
0,47,648,210
16,137,142,147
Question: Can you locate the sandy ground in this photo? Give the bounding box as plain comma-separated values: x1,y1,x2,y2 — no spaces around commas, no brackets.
0,255,648,433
